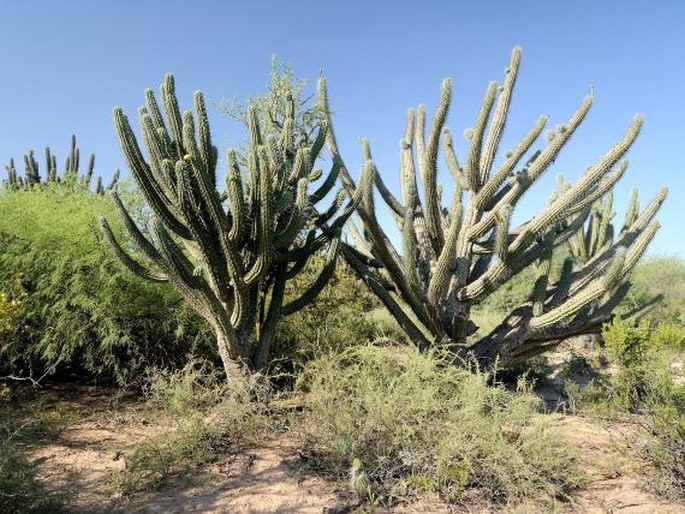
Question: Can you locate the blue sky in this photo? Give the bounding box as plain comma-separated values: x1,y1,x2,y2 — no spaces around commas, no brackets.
1,0,683,255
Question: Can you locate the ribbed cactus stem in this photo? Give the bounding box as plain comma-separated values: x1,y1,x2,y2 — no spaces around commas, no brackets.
341,47,666,369
480,47,521,182
103,73,365,373
623,187,640,232
4,137,106,194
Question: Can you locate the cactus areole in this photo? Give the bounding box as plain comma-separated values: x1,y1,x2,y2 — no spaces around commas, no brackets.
101,74,367,376
330,48,667,368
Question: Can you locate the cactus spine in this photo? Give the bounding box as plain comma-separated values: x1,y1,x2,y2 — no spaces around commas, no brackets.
101,74,365,376
332,48,667,367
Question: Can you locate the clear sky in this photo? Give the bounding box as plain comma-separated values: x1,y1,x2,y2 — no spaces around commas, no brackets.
2,0,683,255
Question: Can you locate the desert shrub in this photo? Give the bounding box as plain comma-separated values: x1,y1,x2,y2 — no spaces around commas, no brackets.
640,381,685,498
598,318,684,410
120,361,269,493
363,307,410,343
0,437,64,513
0,185,214,384
0,293,20,338
120,417,214,494
602,318,652,409
0,389,66,513
651,322,685,350
295,343,584,508
622,256,685,324
272,260,381,378
562,318,685,497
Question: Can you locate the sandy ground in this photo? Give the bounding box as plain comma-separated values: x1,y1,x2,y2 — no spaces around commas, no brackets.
16,384,685,513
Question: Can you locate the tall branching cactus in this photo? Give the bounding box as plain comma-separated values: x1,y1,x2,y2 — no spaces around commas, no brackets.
4,135,119,194
101,74,366,376
328,48,667,367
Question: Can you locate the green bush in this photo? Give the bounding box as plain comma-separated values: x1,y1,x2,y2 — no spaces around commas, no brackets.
0,184,214,385
600,318,685,410
271,261,381,378
622,256,685,324
0,390,66,513
0,292,21,342
641,382,685,498
564,317,684,497
295,343,584,507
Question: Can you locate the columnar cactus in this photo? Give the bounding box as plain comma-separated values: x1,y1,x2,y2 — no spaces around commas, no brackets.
4,135,118,194
326,48,667,367
101,74,366,376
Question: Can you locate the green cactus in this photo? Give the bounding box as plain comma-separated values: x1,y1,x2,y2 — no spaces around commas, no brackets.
101,74,366,376
330,48,667,368
4,135,117,194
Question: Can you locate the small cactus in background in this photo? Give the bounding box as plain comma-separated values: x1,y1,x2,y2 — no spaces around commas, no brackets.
4,135,118,194
326,47,667,368
101,74,368,376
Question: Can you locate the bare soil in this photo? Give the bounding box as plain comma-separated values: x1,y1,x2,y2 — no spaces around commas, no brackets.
14,384,685,513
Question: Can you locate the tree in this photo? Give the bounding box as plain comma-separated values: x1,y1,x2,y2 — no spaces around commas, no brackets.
101,74,369,376
325,47,667,368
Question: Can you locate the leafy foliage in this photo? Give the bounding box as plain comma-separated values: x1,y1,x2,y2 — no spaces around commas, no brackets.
272,260,383,375
0,293,21,338
0,184,213,384
622,256,685,324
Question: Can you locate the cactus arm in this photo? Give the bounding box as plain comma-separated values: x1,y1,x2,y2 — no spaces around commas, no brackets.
348,216,372,256
427,184,462,305
511,159,630,253
309,124,327,164
420,79,451,249
110,192,165,263
315,189,346,228
468,94,593,241
114,107,191,239
402,179,419,292
106,169,120,191
442,128,469,189
458,206,590,303
160,74,184,158
317,76,357,196
340,244,431,349
476,115,547,210
529,249,626,331
309,160,341,204
244,148,273,285
281,237,340,316
226,149,247,244
622,187,640,232
567,188,667,295
479,47,521,183
83,154,95,187
193,91,217,185
465,81,498,191
361,139,404,218
99,218,168,283
530,239,553,317
254,267,287,369
275,179,308,248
